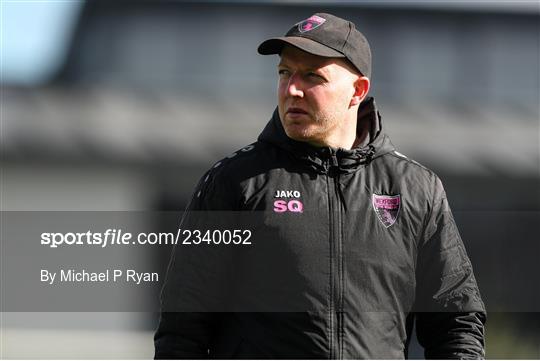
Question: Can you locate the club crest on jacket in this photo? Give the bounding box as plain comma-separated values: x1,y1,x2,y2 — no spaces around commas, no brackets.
372,194,400,228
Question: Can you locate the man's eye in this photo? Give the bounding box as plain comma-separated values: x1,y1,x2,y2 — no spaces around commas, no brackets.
307,72,324,80
278,69,290,76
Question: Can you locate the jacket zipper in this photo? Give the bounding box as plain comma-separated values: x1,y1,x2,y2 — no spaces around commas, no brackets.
327,150,343,359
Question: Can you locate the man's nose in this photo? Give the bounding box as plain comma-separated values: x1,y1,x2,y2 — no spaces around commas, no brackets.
286,74,304,98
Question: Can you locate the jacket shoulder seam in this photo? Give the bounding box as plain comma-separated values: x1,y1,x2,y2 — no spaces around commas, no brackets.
384,152,436,176
196,141,267,194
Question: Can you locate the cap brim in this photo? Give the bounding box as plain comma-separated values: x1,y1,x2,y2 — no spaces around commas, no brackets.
257,36,345,58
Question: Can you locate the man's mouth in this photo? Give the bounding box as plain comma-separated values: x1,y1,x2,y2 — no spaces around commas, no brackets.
286,107,308,116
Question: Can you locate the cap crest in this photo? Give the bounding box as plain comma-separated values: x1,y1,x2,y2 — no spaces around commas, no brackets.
297,15,326,33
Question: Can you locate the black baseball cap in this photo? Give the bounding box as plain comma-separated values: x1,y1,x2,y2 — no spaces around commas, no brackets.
258,13,372,79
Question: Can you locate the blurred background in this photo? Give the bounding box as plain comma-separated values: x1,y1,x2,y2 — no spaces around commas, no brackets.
1,0,539,358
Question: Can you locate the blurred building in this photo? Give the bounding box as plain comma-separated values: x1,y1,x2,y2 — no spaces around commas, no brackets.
2,1,539,358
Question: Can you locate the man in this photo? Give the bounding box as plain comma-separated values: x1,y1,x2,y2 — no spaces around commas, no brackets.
155,13,486,359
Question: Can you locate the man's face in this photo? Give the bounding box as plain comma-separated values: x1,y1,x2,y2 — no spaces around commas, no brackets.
277,45,360,147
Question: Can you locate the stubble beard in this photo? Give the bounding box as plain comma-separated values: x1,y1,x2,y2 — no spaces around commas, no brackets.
296,107,346,145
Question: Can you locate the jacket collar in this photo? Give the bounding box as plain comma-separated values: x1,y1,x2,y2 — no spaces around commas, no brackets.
258,97,395,174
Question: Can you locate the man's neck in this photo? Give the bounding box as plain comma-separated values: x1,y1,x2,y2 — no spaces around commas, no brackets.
322,110,363,150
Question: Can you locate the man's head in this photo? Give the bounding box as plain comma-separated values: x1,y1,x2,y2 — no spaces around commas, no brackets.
258,13,372,149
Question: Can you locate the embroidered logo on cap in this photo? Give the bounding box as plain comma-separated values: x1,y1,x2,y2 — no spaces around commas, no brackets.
372,194,400,228
297,15,326,33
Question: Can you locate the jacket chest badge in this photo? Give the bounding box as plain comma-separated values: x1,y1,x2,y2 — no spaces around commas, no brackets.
372,194,400,228
273,190,304,213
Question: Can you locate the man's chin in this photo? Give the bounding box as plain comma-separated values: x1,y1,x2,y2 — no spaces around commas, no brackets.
284,127,322,145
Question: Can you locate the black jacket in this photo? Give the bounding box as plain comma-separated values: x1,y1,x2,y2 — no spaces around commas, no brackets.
155,97,486,359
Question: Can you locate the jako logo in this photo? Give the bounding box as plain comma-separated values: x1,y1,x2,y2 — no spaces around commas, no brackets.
273,190,303,213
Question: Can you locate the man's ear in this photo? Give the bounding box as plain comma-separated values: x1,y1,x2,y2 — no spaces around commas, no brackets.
350,76,370,107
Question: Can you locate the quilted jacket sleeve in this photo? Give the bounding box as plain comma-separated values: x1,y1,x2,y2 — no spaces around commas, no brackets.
414,175,486,359
154,167,238,359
